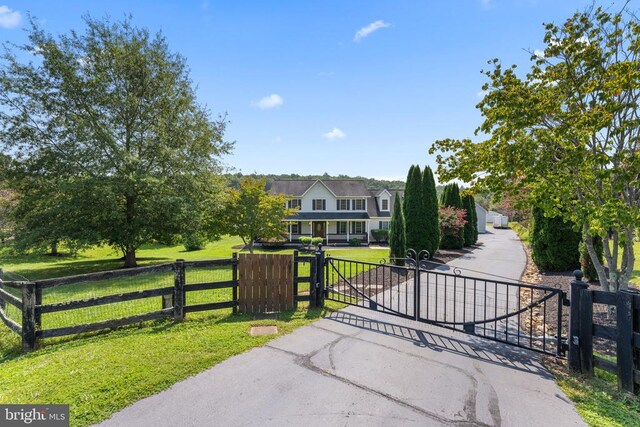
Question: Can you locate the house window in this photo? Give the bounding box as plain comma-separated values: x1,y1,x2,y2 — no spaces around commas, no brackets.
290,222,301,234
379,221,390,230
381,199,389,210
288,199,301,209
351,221,365,234
337,199,350,210
352,199,365,210
337,222,347,234
313,199,326,211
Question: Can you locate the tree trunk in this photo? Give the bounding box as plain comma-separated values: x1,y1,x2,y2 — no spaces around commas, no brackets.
50,241,58,256
124,246,137,268
247,240,254,254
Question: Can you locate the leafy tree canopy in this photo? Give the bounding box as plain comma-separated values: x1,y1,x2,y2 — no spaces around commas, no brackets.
430,5,640,291
222,177,294,253
0,15,232,266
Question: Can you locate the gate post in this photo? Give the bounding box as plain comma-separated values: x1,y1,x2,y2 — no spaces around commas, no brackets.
314,245,325,308
21,282,36,352
569,270,588,372
616,290,635,393
414,259,420,321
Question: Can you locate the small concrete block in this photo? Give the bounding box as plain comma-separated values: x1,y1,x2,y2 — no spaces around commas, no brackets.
249,326,278,337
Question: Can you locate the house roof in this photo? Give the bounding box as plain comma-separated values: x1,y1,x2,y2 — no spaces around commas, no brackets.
269,180,316,197
270,179,370,197
367,189,403,218
285,212,370,220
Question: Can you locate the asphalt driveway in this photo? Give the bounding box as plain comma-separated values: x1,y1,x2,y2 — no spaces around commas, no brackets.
98,228,585,427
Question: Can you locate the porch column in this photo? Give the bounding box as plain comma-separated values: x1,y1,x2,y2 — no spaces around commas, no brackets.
288,222,292,242
309,221,313,237
347,221,350,242
365,221,369,243
326,221,329,244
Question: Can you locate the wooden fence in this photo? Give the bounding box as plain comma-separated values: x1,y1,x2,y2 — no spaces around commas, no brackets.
569,271,640,394
0,256,239,352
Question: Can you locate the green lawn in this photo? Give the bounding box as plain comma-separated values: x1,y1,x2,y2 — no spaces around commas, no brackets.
0,238,386,426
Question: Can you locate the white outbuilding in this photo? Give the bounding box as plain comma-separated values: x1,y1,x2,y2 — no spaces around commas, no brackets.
475,202,487,233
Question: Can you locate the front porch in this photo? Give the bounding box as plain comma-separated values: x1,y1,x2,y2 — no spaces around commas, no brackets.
285,220,369,244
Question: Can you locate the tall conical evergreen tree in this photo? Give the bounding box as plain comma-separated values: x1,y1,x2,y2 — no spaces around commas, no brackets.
440,183,463,209
404,165,427,254
439,183,465,249
462,194,476,246
389,194,406,266
422,166,440,258
471,197,479,242
403,165,414,215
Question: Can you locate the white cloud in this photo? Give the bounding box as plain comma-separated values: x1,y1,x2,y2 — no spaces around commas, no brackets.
534,49,545,58
252,94,283,110
0,5,21,29
323,128,346,140
353,20,390,42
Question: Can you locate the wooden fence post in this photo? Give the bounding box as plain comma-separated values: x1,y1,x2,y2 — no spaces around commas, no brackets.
21,282,36,352
569,270,588,372
174,259,185,321
35,283,42,332
617,290,634,393
292,250,299,309
0,268,4,311
315,245,325,308
232,253,238,314
579,288,593,375
633,293,640,394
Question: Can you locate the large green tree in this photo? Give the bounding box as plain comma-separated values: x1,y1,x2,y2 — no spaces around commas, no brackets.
389,194,406,265
431,6,640,291
222,178,294,254
422,166,440,258
403,165,428,254
0,16,232,267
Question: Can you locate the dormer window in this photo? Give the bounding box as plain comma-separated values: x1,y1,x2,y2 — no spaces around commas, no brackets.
381,199,389,211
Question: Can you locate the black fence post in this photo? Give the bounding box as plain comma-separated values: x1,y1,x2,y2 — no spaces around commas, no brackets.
314,245,325,308
0,268,5,311
174,259,185,321
569,270,588,372
617,290,634,393
21,282,36,352
414,260,420,321
293,250,299,309
579,288,593,375
232,252,238,314
34,283,42,332
633,293,640,394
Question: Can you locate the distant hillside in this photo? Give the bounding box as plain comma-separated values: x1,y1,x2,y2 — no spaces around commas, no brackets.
226,173,406,191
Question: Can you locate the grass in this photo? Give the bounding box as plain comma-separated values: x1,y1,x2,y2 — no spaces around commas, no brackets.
0,237,384,426
0,303,344,427
508,221,530,242
546,361,640,427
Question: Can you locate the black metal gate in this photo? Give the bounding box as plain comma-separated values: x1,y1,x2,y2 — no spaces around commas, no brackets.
324,252,567,356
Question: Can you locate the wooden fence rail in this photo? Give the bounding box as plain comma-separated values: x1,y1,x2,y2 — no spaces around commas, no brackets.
569,270,640,394
0,256,239,352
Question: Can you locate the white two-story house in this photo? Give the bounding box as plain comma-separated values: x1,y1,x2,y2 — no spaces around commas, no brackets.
269,179,402,244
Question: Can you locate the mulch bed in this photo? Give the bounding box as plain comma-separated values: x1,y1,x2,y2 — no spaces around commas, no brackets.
518,243,640,357
328,244,483,296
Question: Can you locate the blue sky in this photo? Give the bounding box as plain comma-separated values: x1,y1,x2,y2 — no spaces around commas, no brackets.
1,1,603,181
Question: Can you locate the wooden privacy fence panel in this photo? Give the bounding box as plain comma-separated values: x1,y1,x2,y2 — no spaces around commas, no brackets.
238,253,293,313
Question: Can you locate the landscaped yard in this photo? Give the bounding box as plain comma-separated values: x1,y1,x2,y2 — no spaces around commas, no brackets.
0,237,386,427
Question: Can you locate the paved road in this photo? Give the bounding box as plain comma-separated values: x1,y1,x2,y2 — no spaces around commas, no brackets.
98,228,584,427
